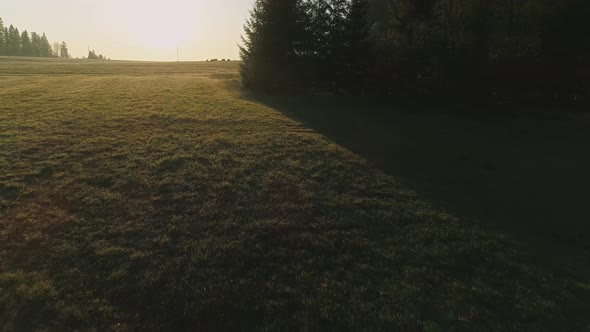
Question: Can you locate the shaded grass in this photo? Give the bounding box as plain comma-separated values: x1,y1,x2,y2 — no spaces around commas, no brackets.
256,94,590,277
0,57,589,330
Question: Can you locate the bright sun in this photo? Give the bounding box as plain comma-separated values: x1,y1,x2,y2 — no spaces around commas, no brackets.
127,0,193,49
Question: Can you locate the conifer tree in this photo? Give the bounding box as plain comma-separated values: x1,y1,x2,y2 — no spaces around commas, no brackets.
59,41,69,58
30,32,41,56
20,30,31,56
0,18,5,55
0,19,70,58
7,25,21,55
40,33,51,57
343,0,371,90
2,27,7,55
240,0,311,91
239,0,589,100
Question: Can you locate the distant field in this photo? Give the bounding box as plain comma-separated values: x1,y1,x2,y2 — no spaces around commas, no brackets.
0,57,588,330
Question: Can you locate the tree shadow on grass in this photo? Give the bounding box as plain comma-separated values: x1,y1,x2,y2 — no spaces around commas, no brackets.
253,93,590,276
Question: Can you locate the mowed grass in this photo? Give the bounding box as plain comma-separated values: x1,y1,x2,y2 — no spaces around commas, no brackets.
0,57,588,330
259,94,590,276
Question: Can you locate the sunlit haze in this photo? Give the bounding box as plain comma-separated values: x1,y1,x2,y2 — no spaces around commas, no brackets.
1,0,253,61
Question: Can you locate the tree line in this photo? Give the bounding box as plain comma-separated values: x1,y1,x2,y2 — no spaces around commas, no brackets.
240,0,590,103
0,17,70,58
87,49,108,60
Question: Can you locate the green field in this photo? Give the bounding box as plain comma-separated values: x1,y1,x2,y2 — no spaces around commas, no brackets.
0,57,588,330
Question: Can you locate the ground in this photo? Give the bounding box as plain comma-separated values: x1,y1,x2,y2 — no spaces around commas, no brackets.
260,94,590,277
0,57,589,330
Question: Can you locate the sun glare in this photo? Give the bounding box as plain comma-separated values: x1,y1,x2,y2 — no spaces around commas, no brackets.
127,0,194,50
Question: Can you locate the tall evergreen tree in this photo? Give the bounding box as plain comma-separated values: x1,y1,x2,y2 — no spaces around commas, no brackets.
343,0,371,90
30,32,41,57
2,27,7,55
60,41,69,58
40,33,51,57
6,25,13,55
239,0,589,101
20,30,31,56
307,0,346,88
0,18,5,55
240,0,312,91
7,25,21,55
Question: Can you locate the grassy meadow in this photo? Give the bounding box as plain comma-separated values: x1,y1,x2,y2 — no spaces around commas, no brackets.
259,94,590,277
0,56,589,330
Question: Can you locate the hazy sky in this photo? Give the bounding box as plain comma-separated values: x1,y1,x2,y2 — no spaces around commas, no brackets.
1,0,254,61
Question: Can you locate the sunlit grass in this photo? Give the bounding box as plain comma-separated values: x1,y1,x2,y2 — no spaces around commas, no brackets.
0,57,588,330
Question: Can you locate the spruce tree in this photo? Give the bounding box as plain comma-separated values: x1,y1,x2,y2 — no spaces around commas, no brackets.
7,25,20,55
40,33,51,57
0,18,4,55
0,20,70,59
59,41,69,58
2,27,7,55
343,0,371,91
20,30,31,56
240,0,311,91
306,0,337,88
30,32,41,56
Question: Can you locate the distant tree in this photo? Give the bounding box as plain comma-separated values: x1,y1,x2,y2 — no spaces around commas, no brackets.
20,30,31,56
12,27,21,55
88,49,98,59
0,19,68,59
30,32,41,56
0,18,5,55
60,41,69,58
2,27,7,54
40,33,51,57
53,42,60,57
7,25,21,55
2,27,7,55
